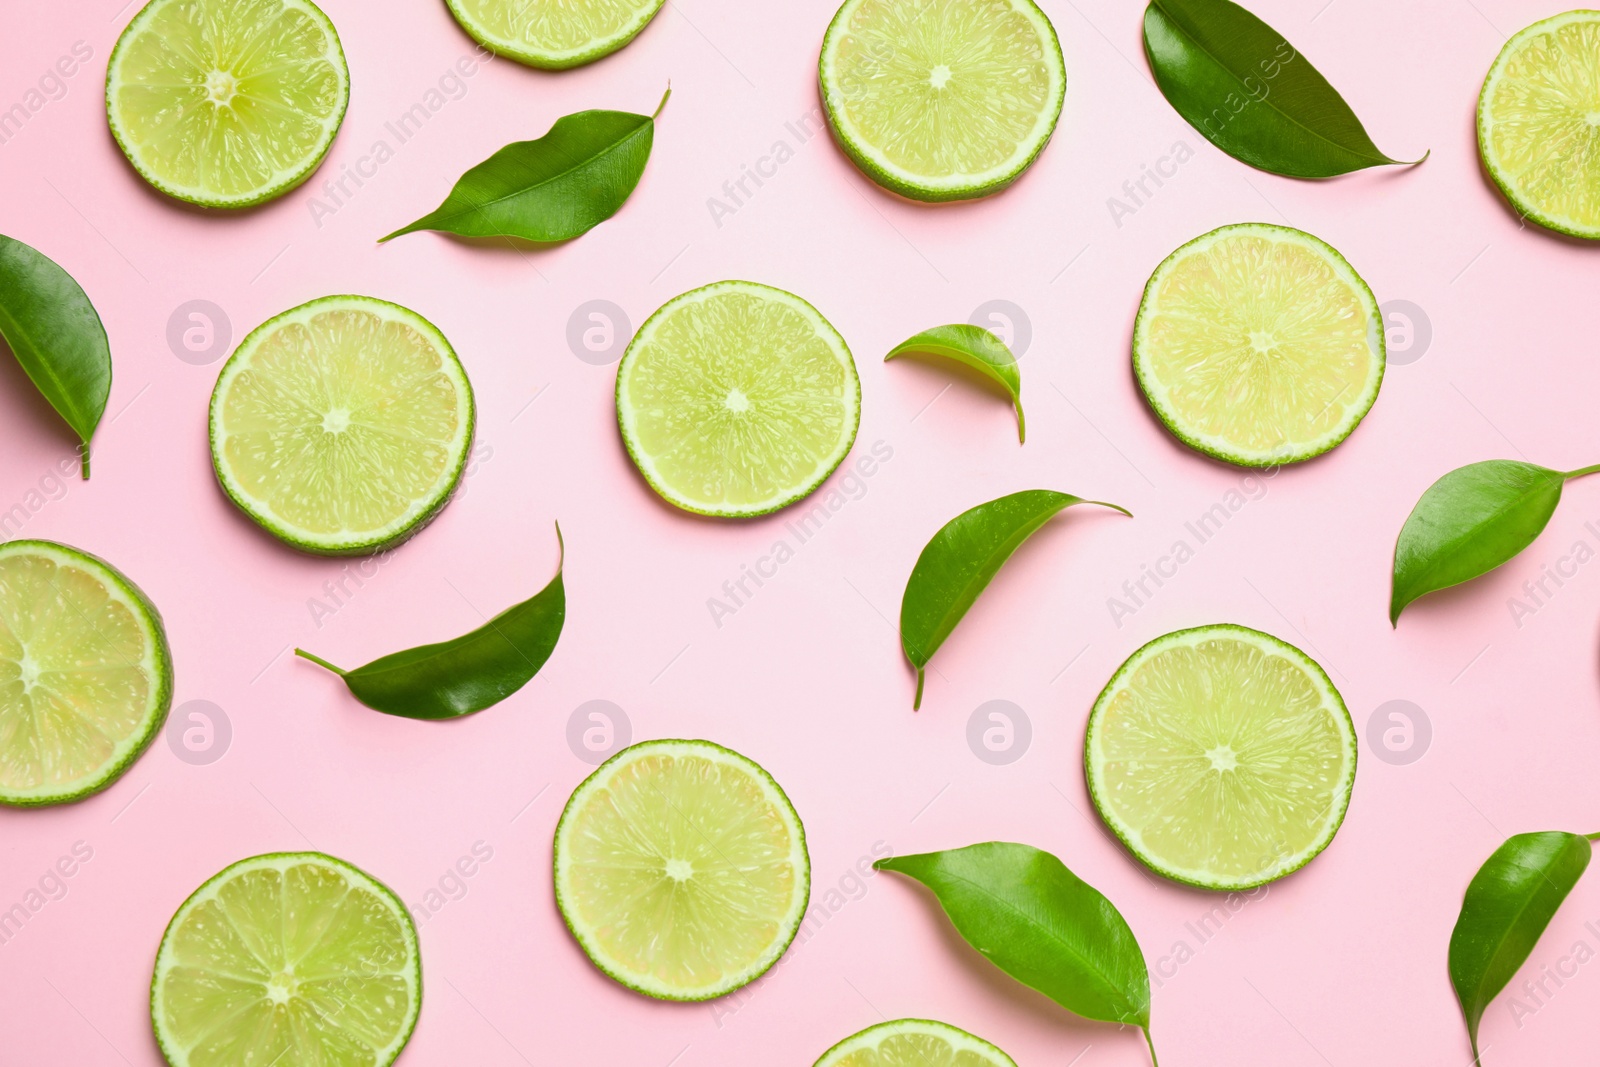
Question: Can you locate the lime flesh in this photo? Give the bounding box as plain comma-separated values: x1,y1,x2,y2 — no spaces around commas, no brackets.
819,0,1065,201
615,281,860,517
1479,10,1600,238
1085,624,1356,890
1133,223,1384,468
815,1019,1019,1067
107,0,349,208
151,852,421,1067
0,541,171,807
445,0,666,69
553,739,810,1000
209,295,475,556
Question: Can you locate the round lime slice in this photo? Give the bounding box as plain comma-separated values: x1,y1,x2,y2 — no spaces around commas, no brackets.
209,295,475,556
445,0,666,69
1479,10,1600,238
151,852,421,1067
107,0,350,208
1085,624,1357,891
615,280,860,517
815,1018,1019,1067
553,739,810,1000
819,0,1065,202
1133,223,1384,468
0,540,172,807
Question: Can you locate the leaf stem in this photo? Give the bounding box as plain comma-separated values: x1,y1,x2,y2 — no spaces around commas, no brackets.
1586,831,1600,841
80,444,90,480
1565,463,1600,480
294,649,347,676
653,84,672,120
1143,1027,1160,1067
912,667,925,710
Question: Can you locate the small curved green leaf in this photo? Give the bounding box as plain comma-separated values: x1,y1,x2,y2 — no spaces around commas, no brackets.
1389,460,1582,624
1143,0,1423,178
297,526,565,718
381,90,668,244
885,324,1025,442
1449,831,1592,1061
876,842,1156,1059
0,234,111,478
901,490,1129,708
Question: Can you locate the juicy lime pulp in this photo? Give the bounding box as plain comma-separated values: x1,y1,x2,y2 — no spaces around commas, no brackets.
1085,624,1356,890
1133,223,1384,468
107,0,349,208
1479,10,1600,238
553,739,810,1000
444,0,667,69
151,852,421,1067
209,295,475,556
0,541,172,807
815,1018,1019,1067
819,0,1066,201
615,281,861,517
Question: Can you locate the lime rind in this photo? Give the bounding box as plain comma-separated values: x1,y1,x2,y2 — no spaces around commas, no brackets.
208,294,476,557
1084,623,1357,891
1477,10,1600,239
615,280,862,518
818,0,1066,202
814,1018,1019,1067
443,0,667,70
0,540,173,808
150,851,421,1067
1132,222,1385,469
552,738,811,1001
106,0,350,209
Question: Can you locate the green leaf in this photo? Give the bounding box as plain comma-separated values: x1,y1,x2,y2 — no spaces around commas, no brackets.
381,89,668,244
1449,831,1592,1062
900,490,1128,709
1388,460,1599,623
297,526,565,718
0,234,112,478
1143,0,1423,178
876,842,1157,1060
885,324,1026,442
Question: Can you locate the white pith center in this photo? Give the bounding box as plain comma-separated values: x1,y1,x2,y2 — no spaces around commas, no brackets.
16,653,40,692
723,388,750,413
664,858,694,882
929,64,952,89
322,408,351,434
204,70,238,106
266,970,295,1004
1206,745,1239,772
1248,330,1278,356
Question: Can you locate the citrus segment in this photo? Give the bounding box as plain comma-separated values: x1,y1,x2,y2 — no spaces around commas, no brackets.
445,0,666,69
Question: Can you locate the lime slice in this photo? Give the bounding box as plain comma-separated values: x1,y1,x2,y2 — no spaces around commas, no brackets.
210,295,475,556
553,739,810,1000
0,541,172,807
1133,223,1384,468
818,0,1065,202
1085,624,1356,891
151,852,421,1067
445,0,666,69
815,1019,1018,1067
107,0,350,208
615,281,860,517
1479,11,1600,238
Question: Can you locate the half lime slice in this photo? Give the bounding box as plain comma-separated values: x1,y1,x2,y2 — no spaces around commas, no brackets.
553,739,810,1000
445,0,666,69
1133,223,1384,468
107,0,350,208
0,540,172,807
815,1019,1019,1067
1086,624,1356,890
210,295,475,556
1479,10,1600,238
819,0,1065,201
151,852,421,1067
615,281,860,517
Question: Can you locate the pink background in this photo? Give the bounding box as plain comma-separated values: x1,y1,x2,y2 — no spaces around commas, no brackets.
4,0,1600,1063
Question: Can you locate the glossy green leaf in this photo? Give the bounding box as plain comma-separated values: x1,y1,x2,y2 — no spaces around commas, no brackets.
1143,0,1423,178
885,324,1025,442
1389,460,1600,623
901,490,1128,708
1449,831,1593,1061
381,90,668,244
297,526,565,718
0,234,111,478
877,842,1157,1061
